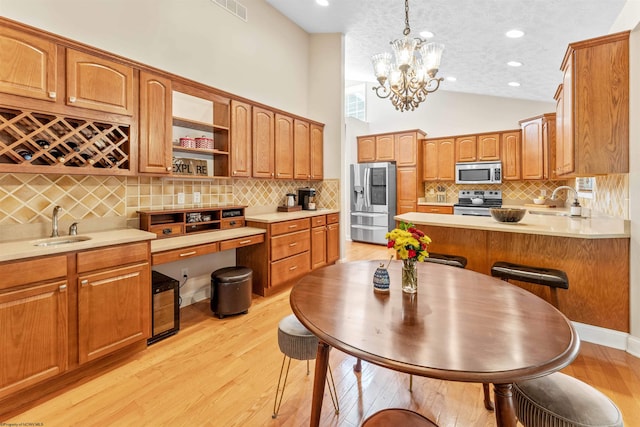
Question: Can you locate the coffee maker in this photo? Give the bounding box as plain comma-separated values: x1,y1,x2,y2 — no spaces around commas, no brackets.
298,187,316,210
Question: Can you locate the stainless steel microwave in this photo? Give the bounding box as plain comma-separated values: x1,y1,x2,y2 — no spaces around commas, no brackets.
455,161,502,184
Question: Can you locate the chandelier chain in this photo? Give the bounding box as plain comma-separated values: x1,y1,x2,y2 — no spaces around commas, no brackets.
403,0,411,36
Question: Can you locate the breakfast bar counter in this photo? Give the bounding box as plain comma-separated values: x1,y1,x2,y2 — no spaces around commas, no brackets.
395,211,630,333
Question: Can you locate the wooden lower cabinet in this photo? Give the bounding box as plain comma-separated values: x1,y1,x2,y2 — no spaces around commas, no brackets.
239,213,340,296
0,256,68,399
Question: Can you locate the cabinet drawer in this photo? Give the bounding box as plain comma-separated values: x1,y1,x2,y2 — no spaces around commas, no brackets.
271,230,310,261
77,242,149,273
152,242,219,265
271,218,310,236
271,251,310,287
0,255,67,290
326,213,339,224
219,234,265,251
310,215,326,227
149,224,184,238
221,218,245,229
416,205,453,214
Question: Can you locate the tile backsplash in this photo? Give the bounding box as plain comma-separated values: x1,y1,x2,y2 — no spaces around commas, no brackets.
0,173,340,227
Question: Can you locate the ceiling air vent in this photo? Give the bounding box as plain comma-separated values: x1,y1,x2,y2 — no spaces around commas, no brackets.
211,0,248,22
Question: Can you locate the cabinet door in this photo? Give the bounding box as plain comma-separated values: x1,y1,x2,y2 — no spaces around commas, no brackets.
395,132,417,166
231,100,252,177
274,113,294,179
327,222,340,264
560,60,574,175
66,49,134,116
501,131,521,180
376,134,395,161
397,167,417,214
554,85,564,177
437,139,455,181
310,123,324,180
521,119,544,180
422,139,438,181
0,26,57,102
0,280,68,399
78,263,150,364
477,134,500,161
455,136,477,162
294,119,310,180
357,136,376,163
252,107,275,178
139,71,172,174
310,226,327,270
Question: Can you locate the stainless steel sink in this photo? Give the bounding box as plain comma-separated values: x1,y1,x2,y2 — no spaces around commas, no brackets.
32,235,92,247
528,210,579,218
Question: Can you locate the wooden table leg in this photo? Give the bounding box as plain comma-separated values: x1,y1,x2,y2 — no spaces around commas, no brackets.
310,340,331,427
493,383,517,427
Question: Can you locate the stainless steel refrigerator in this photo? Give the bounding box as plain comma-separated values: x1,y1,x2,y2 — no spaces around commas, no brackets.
350,162,396,245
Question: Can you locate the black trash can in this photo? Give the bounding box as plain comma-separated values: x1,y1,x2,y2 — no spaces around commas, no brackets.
211,266,252,319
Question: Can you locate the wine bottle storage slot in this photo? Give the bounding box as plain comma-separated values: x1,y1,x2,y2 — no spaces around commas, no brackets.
0,107,130,171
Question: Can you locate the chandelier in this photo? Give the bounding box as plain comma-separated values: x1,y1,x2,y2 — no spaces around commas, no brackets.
371,0,445,112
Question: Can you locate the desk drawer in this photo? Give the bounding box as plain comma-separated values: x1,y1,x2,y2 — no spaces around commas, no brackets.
152,242,219,265
221,218,245,230
271,251,310,287
271,218,309,236
219,234,265,251
271,230,310,261
310,215,326,227
326,213,339,224
149,224,184,238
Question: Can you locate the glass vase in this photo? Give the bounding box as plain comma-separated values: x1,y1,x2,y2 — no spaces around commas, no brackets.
402,259,418,294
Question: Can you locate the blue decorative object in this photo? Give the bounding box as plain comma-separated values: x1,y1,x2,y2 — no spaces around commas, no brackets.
373,263,390,293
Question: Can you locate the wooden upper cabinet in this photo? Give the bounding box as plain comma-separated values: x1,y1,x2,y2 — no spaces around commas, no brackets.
66,49,135,116
520,114,555,180
422,138,454,181
252,106,275,178
395,132,418,167
455,135,477,162
554,84,566,177
139,71,172,174
557,31,629,176
274,113,294,179
477,134,500,161
294,119,310,180
310,123,324,180
0,26,57,102
357,136,376,162
501,131,521,181
375,134,395,161
231,100,252,177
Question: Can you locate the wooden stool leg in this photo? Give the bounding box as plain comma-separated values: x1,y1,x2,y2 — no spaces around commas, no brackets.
354,358,362,372
483,383,494,411
549,288,559,308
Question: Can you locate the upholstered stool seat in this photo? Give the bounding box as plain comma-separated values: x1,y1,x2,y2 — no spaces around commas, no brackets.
424,252,467,268
491,261,568,308
362,408,438,427
272,314,338,418
513,372,623,427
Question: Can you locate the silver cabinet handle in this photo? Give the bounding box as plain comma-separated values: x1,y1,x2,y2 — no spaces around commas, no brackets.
180,251,197,257
288,224,298,229
59,284,67,291
81,279,89,286
69,96,77,103
166,166,172,171
289,266,297,271
48,91,56,99
239,240,251,245
289,242,297,247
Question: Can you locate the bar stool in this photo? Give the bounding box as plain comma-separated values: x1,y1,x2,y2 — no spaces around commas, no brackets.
272,314,339,418
490,261,569,308
424,252,467,268
362,408,438,426
513,372,623,427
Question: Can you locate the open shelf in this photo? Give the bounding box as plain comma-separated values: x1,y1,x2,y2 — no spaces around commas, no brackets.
138,206,246,238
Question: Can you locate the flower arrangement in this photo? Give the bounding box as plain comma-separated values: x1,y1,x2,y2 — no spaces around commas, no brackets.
385,221,431,261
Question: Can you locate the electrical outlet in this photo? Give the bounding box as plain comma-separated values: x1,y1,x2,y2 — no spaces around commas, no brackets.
181,268,188,278
193,191,201,204
540,189,547,197
177,192,185,204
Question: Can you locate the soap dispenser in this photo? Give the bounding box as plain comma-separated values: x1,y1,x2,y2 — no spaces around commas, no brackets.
570,200,582,216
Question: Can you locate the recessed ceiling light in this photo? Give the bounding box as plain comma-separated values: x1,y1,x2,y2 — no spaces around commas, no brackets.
505,29,524,38
446,76,457,82
508,81,521,87
316,0,329,6
419,31,435,39
507,61,522,67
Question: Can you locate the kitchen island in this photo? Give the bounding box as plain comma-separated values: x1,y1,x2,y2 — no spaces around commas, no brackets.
396,211,630,332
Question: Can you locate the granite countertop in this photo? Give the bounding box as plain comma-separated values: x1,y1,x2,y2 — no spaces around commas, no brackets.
396,210,629,239
245,208,340,223
151,227,266,253
0,229,156,263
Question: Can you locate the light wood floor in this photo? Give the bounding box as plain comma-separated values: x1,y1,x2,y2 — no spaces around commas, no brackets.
6,241,640,426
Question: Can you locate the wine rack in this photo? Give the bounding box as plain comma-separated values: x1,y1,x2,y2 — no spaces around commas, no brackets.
0,107,131,174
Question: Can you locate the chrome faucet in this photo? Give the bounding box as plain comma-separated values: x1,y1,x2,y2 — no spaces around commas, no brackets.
51,205,62,237
551,186,580,205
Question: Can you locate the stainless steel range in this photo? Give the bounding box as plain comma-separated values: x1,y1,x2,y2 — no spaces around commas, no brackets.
453,190,502,216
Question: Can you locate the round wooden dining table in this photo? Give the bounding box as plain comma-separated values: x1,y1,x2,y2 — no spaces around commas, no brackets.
290,260,580,427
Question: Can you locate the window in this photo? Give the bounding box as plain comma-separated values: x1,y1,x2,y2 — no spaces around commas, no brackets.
576,177,595,199
345,84,366,121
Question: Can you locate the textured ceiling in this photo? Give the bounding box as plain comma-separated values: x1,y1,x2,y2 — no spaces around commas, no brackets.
265,0,626,102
